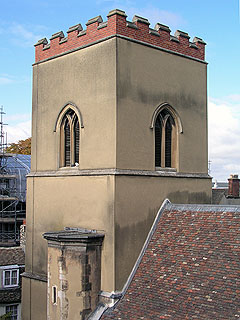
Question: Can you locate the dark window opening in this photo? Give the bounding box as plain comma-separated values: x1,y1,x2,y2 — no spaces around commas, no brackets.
64,120,71,167
165,118,172,167
74,118,80,165
155,116,162,167
61,109,80,167
52,286,57,304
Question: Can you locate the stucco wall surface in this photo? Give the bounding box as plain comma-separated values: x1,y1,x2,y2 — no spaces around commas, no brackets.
31,38,117,172
26,174,114,283
23,174,115,320
22,277,47,320
114,174,211,289
116,38,208,173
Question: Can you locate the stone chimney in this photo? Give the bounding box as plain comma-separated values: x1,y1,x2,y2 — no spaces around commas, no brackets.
228,174,240,197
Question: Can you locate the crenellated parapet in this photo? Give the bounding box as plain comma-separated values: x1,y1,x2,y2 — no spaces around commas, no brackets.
34,9,206,63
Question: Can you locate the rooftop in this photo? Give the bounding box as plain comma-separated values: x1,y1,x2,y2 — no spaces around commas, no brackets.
100,201,240,319
0,246,25,266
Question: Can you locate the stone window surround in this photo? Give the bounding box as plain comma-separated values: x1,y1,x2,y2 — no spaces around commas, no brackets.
151,102,183,171
54,102,84,169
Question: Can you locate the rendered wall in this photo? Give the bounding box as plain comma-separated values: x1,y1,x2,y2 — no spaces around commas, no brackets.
22,174,115,319
116,37,208,172
112,37,210,289
114,174,211,288
22,277,47,320
31,38,117,172
23,38,117,319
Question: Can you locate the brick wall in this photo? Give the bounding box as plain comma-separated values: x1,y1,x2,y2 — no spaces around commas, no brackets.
35,9,206,63
228,174,240,197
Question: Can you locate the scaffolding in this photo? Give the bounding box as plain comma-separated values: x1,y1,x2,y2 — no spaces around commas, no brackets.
0,106,30,245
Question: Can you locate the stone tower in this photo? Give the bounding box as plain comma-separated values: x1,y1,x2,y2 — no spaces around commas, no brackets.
22,9,211,319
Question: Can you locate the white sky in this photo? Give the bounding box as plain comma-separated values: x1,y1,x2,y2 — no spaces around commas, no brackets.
208,98,240,181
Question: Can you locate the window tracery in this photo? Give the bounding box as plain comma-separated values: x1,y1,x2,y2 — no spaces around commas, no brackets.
155,108,176,168
60,109,80,167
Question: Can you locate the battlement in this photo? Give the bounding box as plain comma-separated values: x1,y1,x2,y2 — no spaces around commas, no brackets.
34,9,206,63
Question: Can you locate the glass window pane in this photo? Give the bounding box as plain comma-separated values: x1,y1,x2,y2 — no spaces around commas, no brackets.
74,118,80,164
11,270,17,285
6,305,18,320
165,118,172,167
4,271,10,285
64,120,71,166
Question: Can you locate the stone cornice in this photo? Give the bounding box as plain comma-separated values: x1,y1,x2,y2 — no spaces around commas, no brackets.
27,168,211,179
22,272,47,283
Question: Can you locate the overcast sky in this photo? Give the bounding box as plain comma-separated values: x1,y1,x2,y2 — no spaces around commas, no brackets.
0,0,239,181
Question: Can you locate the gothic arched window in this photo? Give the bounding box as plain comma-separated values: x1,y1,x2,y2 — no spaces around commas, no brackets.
60,109,80,167
155,109,176,168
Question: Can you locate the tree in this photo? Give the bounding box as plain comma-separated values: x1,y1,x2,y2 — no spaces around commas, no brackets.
6,137,31,155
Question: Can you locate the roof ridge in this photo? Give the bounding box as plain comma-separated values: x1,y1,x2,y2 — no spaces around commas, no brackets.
169,203,240,212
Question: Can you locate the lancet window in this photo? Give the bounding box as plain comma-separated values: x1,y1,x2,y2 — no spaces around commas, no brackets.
155,109,176,168
60,109,80,167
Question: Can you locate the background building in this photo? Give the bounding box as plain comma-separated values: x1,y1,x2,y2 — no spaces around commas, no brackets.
0,247,25,320
0,107,30,246
212,174,240,205
0,154,30,246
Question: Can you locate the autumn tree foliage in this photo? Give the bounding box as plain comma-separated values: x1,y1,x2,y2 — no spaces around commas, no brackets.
6,137,31,155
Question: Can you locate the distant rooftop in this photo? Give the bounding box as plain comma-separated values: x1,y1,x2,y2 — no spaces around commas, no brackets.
0,246,25,266
212,181,228,189
0,154,31,201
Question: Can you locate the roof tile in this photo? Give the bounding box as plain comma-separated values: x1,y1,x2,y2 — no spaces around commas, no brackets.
102,204,240,319
0,247,25,266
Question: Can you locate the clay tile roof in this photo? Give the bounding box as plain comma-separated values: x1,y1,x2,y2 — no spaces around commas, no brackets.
0,247,25,266
0,287,21,303
101,202,240,319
